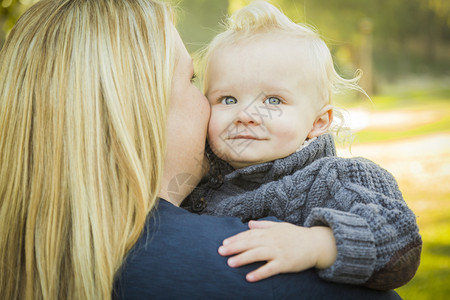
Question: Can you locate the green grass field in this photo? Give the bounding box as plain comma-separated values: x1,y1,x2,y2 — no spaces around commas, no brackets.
339,79,450,299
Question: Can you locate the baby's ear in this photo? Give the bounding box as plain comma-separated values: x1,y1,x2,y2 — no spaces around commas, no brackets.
307,105,333,139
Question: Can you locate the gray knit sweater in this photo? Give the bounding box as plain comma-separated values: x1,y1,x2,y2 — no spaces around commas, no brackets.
183,134,422,290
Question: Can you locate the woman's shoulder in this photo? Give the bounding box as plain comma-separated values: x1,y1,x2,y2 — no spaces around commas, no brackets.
113,200,402,300
113,199,272,299
153,198,249,235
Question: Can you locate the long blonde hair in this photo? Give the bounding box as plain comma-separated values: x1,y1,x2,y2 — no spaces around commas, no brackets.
0,0,175,298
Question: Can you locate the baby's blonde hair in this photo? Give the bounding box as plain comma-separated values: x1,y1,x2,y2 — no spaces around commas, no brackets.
199,0,366,137
0,0,174,299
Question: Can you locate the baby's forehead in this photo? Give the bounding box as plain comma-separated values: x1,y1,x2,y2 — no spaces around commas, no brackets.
216,32,318,73
211,32,319,77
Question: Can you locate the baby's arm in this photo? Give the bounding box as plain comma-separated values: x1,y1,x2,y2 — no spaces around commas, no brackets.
302,157,422,290
212,157,421,289
218,220,337,282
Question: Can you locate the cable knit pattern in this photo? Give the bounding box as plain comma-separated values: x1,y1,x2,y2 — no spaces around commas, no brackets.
183,134,422,289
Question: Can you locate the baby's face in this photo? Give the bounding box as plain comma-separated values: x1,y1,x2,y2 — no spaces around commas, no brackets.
205,33,324,169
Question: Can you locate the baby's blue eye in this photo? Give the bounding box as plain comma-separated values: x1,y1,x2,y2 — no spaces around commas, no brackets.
264,97,282,105
221,96,237,105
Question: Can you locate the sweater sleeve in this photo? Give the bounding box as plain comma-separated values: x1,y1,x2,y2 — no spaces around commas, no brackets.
304,157,422,290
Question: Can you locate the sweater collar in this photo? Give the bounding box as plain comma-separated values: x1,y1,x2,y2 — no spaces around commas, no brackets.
224,134,336,183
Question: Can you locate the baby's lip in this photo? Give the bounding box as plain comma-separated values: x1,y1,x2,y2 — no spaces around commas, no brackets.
228,135,265,140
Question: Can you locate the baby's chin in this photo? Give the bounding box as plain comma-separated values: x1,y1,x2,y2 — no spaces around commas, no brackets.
210,144,295,169
211,148,260,169
227,150,301,169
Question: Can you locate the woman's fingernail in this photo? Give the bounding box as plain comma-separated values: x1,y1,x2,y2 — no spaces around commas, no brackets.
222,239,230,246
218,246,226,255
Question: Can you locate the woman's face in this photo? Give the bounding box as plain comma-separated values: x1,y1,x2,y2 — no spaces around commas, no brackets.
161,27,210,204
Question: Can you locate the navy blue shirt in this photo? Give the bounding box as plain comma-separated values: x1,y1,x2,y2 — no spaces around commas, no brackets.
113,199,401,299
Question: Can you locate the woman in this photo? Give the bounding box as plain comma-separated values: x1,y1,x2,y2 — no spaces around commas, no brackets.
0,0,401,299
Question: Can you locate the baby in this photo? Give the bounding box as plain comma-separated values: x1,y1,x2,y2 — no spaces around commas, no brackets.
183,1,421,290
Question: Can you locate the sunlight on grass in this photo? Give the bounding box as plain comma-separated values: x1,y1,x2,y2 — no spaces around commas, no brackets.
396,218,450,299
354,114,450,143
396,187,450,300
338,81,450,300
371,88,450,111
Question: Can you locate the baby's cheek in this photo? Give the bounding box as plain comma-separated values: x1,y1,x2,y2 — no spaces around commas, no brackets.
207,118,220,144
207,118,224,152
208,110,229,138
276,123,306,150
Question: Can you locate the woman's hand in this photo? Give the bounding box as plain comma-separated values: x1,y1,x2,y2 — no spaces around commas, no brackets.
218,220,337,282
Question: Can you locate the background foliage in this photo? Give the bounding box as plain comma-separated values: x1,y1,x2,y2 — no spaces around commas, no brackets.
1,0,449,299
2,0,449,84
172,0,450,87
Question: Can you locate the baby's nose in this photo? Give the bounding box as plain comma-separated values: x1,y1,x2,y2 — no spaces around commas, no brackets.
234,104,261,125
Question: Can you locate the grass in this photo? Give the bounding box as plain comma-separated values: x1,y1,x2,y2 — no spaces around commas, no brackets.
341,79,450,299
395,189,450,300
354,114,450,144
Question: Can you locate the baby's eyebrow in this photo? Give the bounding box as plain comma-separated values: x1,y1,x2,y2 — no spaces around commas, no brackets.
209,89,228,94
205,88,229,97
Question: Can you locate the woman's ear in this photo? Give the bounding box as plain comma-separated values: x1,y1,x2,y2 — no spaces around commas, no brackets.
307,105,333,139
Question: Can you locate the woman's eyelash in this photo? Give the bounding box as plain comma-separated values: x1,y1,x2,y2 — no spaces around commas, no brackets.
190,72,197,83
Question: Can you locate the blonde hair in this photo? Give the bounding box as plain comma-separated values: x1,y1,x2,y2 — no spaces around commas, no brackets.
200,0,366,137
0,0,175,299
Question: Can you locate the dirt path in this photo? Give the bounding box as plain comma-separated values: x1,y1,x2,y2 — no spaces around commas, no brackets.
337,133,450,191
336,104,450,204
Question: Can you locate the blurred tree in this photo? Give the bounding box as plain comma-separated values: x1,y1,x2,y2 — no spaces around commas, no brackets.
1,0,448,80
177,0,228,53
0,0,36,46
227,0,377,92
227,0,450,82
